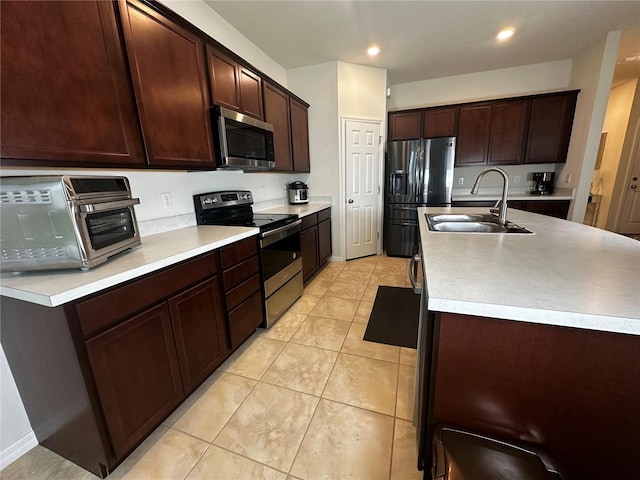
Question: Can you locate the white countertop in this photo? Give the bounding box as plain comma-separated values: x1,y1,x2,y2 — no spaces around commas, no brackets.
0,226,258,307
257,202,332,217
452,192,574,202
418,206,640,335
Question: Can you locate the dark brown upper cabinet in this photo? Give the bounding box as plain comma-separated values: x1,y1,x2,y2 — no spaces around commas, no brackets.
456,104,492,166
264,82,293,171
389,111,423,140
487,100,529,165
208,46,264,120
525,91,578,164
0,1,145,167
119,0,215,169
291,98,311,173
424,107,458,138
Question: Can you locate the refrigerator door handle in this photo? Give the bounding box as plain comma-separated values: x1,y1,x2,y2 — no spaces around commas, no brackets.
415,145,423,202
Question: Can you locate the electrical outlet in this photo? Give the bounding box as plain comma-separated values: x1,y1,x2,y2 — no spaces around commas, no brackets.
458,178,464,185
514,175,521,184
565,173,573,184
161,192,172,209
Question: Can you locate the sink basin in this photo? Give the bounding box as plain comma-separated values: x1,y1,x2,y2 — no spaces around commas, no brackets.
426,213,533,234
430,221,508,233
428,213,498,223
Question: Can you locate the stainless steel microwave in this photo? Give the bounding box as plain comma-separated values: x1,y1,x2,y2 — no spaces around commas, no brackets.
214,106,275,171
0,176,141,272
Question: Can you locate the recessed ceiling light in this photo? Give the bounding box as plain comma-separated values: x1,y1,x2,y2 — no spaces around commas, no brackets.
497,28,515,41
367,46,380,56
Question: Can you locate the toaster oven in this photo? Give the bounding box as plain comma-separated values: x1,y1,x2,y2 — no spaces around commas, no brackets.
0,176,141,272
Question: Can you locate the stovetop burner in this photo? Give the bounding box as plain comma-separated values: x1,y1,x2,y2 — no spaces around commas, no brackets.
193,190,299,233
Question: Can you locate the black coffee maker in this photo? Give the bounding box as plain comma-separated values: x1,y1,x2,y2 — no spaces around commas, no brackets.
531,172,555,195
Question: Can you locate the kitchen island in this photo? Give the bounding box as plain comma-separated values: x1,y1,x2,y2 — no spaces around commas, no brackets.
415,206,639,479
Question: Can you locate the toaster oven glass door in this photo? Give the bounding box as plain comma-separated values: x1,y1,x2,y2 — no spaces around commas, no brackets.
84,207,138,251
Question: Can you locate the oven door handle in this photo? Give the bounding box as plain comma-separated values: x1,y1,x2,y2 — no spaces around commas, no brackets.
261,219,302,239
78,198,140,213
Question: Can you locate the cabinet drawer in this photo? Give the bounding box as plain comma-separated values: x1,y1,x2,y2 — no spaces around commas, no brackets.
228,291,263,349
223,255,259,291
301,213,318,230
220,236,258,269
225,273,260,311
75,253,217,337
317,208,331,222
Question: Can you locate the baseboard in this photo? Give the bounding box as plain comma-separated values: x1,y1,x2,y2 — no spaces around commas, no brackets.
0,430,38,470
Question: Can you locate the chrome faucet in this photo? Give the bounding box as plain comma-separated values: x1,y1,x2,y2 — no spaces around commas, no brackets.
470,167,510,224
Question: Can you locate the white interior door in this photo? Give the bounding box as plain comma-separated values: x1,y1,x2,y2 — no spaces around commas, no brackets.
618,130,640,234
345,119,381,260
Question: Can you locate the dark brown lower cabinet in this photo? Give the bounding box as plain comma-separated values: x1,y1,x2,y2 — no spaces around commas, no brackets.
169,278,228,394
85,304,184,460
219,236,264,349
318,209,332,265
301,208,332,282
0,238,260,477
301,224,319,281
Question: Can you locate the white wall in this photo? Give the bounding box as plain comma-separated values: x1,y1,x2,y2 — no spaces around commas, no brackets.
287,62,388,260
561,31,621,222
592,79,638,228
606,80,640,231
388,59,572,110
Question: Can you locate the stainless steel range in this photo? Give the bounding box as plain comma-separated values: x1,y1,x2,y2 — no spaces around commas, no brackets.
193,190,303,327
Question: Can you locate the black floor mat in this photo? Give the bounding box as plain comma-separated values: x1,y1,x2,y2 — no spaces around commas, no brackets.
363,286,420,349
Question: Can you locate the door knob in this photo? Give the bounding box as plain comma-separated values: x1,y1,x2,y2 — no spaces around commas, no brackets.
348,199,354,203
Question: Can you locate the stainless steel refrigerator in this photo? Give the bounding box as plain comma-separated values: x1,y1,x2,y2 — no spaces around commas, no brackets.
384,137,455,257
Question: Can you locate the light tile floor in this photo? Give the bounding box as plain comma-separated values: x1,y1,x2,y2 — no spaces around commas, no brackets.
1,254,423,480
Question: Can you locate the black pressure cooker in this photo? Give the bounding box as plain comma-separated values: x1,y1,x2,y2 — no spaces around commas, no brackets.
287,181,308,204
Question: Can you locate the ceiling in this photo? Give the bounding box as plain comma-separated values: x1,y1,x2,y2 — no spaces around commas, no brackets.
203,0,640,86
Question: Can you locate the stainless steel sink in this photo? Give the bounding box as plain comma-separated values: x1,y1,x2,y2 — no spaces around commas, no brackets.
426,214,533,234
428,213,498,223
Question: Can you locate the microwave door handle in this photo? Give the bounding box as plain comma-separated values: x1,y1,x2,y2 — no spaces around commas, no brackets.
78,198,140,213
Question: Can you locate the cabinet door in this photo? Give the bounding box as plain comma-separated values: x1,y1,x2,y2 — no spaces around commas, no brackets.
523,200,570,219
119,0,214,168
85,304,183,459
169,278,229,394
423,107,458,138
301,225,319,281
389,111,422,141
488,100,529,165
456,105,491,166
291,98,311,173
264,82,293,171
208,47,240,111
525,92,578,164
318,217,332,265
238,67,264,120
0,1,145,167
227,291,264,349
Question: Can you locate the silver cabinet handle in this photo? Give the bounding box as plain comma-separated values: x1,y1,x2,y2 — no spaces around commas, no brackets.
408,253,422,294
